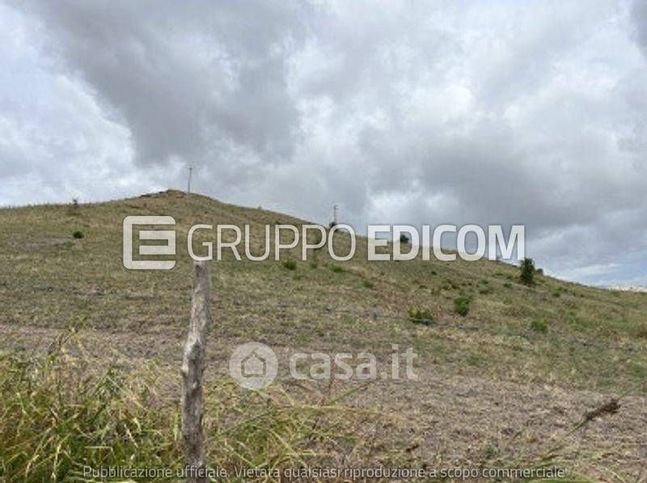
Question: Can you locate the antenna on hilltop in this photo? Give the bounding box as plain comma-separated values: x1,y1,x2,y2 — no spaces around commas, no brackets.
330,203,338,228
187,165,193,195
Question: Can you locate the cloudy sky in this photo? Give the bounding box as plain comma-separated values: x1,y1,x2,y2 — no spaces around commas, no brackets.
1,0,646,286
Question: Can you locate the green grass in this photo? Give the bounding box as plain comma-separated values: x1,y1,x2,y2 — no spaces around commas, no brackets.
454,295,471,317
530,318,549,333
282,260,297,271
407,308,434,326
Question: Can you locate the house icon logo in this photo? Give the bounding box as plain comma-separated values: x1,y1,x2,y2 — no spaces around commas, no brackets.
229,342,278,390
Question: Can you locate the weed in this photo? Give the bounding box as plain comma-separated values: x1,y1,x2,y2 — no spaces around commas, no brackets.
72,230,84,239
282,260,297,270
530,319,548,333
407,308,434,326
454,295,471,317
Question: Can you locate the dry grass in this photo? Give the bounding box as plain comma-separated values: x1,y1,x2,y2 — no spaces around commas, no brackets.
1,190,646,480
0,331,407,481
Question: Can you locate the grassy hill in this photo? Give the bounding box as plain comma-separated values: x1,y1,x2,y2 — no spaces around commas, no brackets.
1,190,646,481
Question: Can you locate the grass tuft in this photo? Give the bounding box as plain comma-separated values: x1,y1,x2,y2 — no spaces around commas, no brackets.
282,260,297,271
454,295,471,317
408,308,434,326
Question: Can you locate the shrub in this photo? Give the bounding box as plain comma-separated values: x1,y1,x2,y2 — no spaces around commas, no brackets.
362,279,374,289
530,319,548,333
408,308,434,326
72,230,84,239
399,233,410,244
519,258,536,286
330,264,344,273
454,296,471,317
282,260,297,270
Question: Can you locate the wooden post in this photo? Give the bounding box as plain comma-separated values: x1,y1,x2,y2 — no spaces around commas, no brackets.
181,261,211,482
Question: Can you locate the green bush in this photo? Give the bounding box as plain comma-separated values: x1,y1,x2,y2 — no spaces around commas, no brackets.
530,319,548,333
282,260,297,270
330,264,344,273
520,258,536,286
407,308,434,326
362,279,374,289
72,230,84,239
454,296,471,317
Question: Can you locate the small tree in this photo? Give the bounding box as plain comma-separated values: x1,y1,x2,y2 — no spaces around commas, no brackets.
399,233,410,244
520,257,536,286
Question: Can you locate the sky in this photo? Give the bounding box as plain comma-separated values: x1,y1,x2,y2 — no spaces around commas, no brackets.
1,0,646,286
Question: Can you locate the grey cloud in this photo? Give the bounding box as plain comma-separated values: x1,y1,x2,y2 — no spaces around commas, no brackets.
18,0,307,167
633,0,647,54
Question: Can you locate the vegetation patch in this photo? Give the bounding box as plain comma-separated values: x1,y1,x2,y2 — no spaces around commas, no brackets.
0,334,402,481
408,308,434,326
520,258,536,286
530,318,549,333
282,260,297,270
454,295,471,317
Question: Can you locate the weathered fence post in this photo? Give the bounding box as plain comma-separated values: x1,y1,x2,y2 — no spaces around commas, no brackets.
181,261,211,483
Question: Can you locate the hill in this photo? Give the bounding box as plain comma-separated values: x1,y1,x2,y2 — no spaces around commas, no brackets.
1,190,645,480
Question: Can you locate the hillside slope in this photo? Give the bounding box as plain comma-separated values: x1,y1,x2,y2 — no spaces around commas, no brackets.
1,190,646,479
